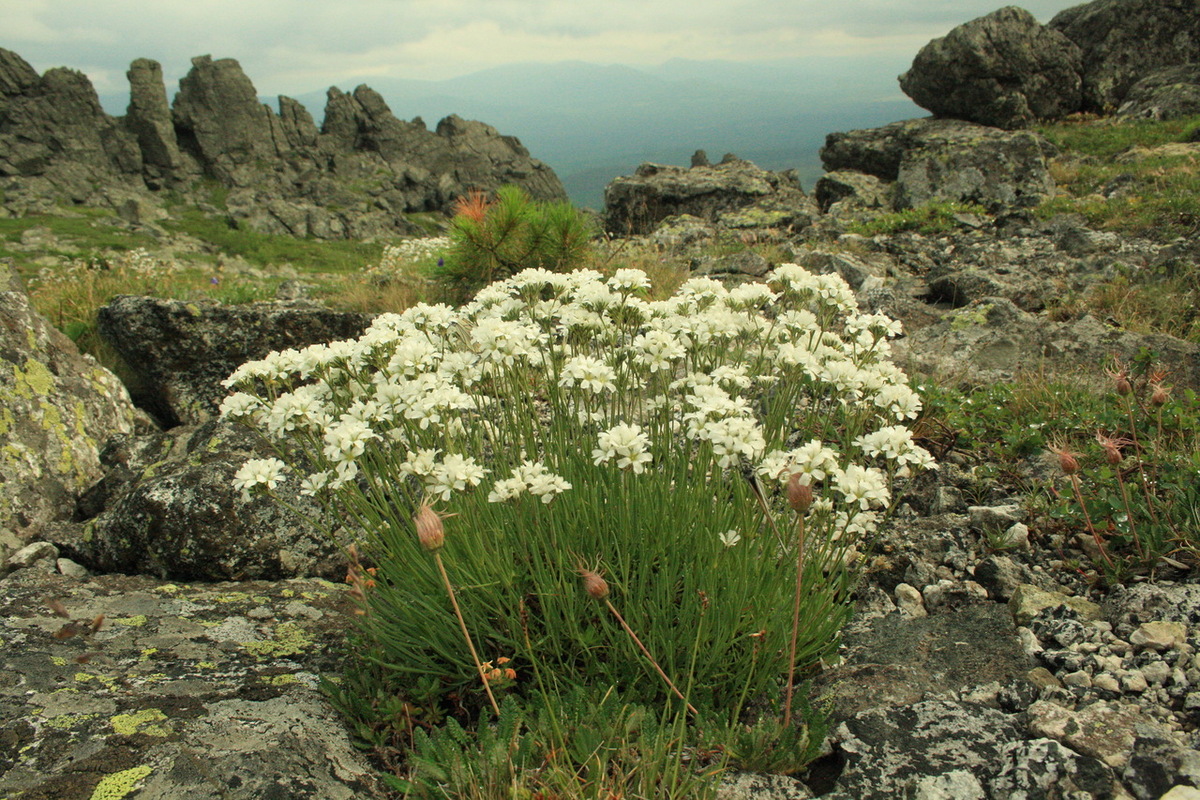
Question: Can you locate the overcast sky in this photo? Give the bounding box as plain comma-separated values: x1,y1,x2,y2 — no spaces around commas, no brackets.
5,0,1087,96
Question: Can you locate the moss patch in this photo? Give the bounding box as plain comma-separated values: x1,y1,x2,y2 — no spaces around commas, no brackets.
240,621,315,661
110,708,170,737
88,764,153,800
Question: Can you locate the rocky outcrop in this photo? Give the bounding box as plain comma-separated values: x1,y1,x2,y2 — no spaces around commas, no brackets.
820,118,1057,212
1117,64,1200,120
602,156,816,236
899,6,1083,130
77,420,346,581
0,262,139,547
125,58,191,187
0,47,566,237
97,295,372,426
0,50,142,204
1049,0,1200,112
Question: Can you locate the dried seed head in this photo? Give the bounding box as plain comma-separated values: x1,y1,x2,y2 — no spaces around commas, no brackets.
1107,364,1133,396
1095,431,1125,466
786,473,813,514
1051,446,1080,475
414,503,445,551
579,568,609,599
1150,384,1170,407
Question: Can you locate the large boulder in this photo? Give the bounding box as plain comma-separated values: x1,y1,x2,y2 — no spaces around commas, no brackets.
820,118,1057,212
77,420,346,581
1117,64,1200,120
0,263,139,548
97,295,372,426
1049,0,1200,111
603,156,815,236
899,6,1083,129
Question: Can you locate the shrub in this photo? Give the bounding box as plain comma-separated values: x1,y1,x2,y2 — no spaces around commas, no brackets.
223,265,934,793
432,185,595,301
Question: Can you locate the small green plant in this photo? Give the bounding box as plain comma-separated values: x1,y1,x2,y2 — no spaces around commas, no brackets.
1042,358,1200,579
431,185,596,301
846,202,988,237
225,264,934,795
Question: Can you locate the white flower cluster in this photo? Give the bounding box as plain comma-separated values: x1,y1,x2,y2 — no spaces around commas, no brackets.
222,264,934,538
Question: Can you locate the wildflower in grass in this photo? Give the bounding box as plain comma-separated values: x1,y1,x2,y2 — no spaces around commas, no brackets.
222,262,935,728
232,458,287,500
593,423,653,473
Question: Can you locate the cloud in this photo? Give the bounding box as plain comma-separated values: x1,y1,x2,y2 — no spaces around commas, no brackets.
2,0,1087,95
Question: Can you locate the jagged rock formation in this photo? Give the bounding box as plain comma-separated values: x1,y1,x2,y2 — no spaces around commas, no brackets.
898,6,1082,130
1049,0,1200,113
602,155,816,236
0,48,566,237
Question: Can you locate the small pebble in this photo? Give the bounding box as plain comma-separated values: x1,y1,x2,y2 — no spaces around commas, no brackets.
1121,671,1149,693
1092,673,1120,693
56,558,90,578
1141,661,1172,685
1062,670,1092,688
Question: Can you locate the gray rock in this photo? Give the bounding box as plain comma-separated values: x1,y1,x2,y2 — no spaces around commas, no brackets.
0,569,387,799
717,772,814,799
1009,583,1102,627
1118,64,1200,120
813,603,1032,720
828,698,1021,799
0,263,139,543
79,420,347,581
4,541,58,573
820,118,1056,212
988,738,1116,799
125,58,190,186
814,170,890,213
1103,583,1200,636
900,7,1082,129
97,295,372,425
1050,0,1200,111
603,157,815,236
1026,698,1157,769
1124,722,1200,800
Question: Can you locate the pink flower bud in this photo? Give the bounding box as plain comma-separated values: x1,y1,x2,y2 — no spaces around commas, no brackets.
579,568,609,599
786,473,813,514
414,503,445,551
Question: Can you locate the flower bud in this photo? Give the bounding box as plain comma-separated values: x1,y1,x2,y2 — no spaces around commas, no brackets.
1114,375,1133,396
579,568,609,599
1150,384,1170,407
786,473,813,514
414,503,445,551
1054,448,1080,475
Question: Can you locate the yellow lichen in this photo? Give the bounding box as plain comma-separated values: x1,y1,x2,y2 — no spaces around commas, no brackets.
88,765,153,800
153,584,180,595
50,656,67,666
13,358,56,399
240,621,315,661
111,615,149,627
111,708,170,737
44,712,99,730
138,648,158,661
260,674,299,686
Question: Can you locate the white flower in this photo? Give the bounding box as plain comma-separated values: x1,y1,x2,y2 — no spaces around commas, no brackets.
833,465,890,511
718,529,742,547
559,355,617,394
300,471,330,496
697,416,765,469
873,383,923,421
322,418,378,463
608,268,651,292
631,329,686,373
233,458,287,500
426,454,488,500
487,460,572,504
220,392,263,420
593,422,653,473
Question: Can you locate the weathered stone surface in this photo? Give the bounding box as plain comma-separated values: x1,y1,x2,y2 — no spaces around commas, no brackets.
988,738,1116,798
0,568,387,799
893,298,1200,391
820,118,1056,212
1117,64,1200,120
1123,722,1200,800
79,420,346,581
813,170,890,213
1026,698,1159,768
900,6,1082,129
97,295,372,425
813,604,1032,720
825,698,1021,799
1103,583,1200,635
0,263,139,545
1050,0,1200,111
603,157,815,236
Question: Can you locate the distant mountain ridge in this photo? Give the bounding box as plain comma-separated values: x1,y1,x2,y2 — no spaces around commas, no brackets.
98,58,921,208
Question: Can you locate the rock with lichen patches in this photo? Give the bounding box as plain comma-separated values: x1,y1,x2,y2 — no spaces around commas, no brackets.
0,568,387,799
0,262,139,551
